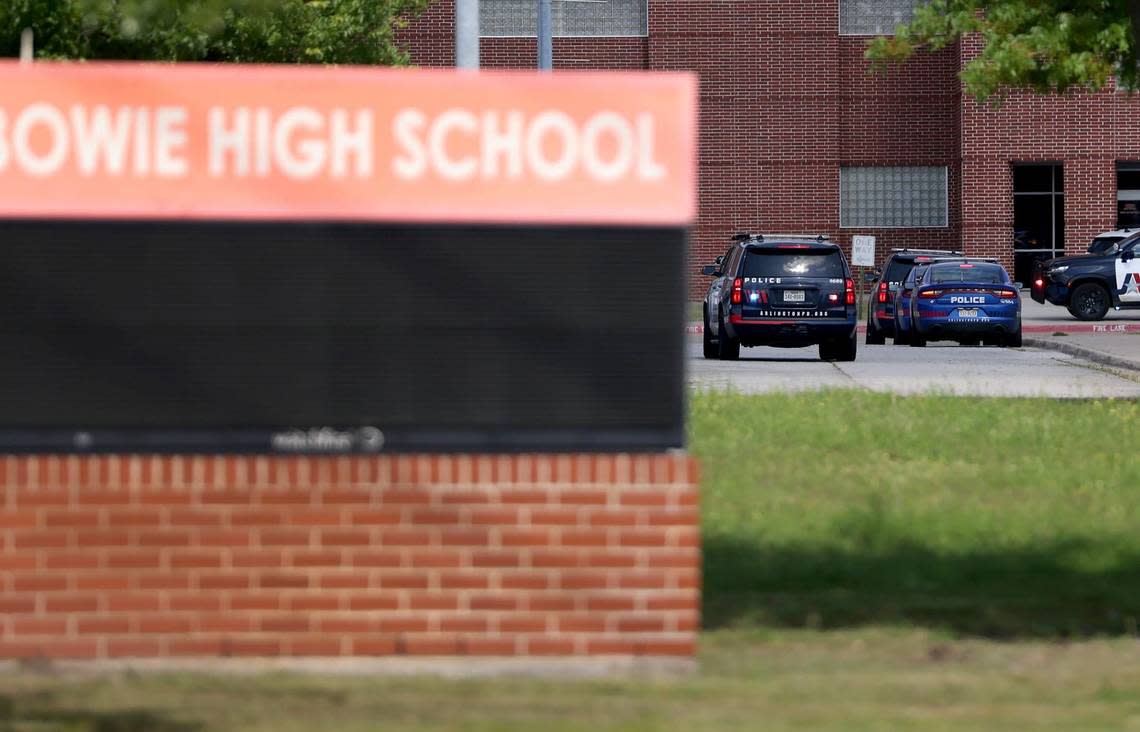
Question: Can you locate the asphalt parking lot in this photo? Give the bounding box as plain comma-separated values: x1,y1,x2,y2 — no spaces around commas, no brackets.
688,338,1140,397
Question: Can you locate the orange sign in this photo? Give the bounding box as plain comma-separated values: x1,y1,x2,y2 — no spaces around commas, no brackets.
0,62,696,226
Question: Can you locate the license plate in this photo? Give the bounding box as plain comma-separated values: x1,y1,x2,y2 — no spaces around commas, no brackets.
783,290,805,303
956,308,978,318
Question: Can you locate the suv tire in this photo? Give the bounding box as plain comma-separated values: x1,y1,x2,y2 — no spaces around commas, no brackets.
702,307,717,359
893,318,910,346
717,311,740,360
865,323,886,345
1005,327,1023,348
820,331,857,362
1068,283,1111,321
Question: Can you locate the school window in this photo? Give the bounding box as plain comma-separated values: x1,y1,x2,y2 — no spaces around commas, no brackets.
839,0,923,36
480,0,649,37
839,166,949,228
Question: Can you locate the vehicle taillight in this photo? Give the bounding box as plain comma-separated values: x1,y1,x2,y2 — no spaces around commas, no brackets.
919,289,942,299
877,281,888,304
1034,278,1044,289
731,278,742,304
997,289,1016,298
845,278,855,305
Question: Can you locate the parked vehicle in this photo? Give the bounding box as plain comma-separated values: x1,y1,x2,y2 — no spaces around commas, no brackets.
908,260,1022,347
701,234,858,361
1032,232,1140,320
1086,228,1140,255
892,263,929,346
864,249,963,345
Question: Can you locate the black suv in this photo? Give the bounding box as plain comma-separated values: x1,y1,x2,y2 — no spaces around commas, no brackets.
701,234,858,361
864,248,963,344
1032,233,1140,320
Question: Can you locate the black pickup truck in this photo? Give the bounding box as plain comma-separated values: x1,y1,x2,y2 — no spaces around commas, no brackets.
1032,233,1140,320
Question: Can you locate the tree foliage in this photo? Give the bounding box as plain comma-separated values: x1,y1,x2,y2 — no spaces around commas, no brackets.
866,0,1140,101
0,0,431,65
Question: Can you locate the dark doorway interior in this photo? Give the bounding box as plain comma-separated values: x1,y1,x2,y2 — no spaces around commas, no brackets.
1012,164,1064,285
1117,163,1140,228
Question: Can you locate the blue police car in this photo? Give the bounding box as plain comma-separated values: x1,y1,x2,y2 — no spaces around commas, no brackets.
907,260,1022,347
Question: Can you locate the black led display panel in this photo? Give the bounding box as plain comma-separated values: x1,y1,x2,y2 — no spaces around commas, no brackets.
0,221,685,453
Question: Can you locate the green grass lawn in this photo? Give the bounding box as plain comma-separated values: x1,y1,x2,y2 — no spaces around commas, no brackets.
694,390,1140,637
2,391,1139,731
2,629,1139,732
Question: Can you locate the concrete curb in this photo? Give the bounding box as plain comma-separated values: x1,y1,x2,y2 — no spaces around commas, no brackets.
1023,337,1140,374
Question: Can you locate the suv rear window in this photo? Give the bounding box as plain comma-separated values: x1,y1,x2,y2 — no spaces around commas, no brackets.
883,259,915,286
742,249,845,279
928,263,1005,284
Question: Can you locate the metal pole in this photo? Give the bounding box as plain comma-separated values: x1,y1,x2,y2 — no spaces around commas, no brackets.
455,0,479,70
537,0,552,70
19,28,33,64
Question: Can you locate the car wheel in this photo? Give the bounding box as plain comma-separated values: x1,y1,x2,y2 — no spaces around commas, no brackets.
1005,328,1023,348
820,332,857,362
1067,283,1111,321
894,322,910,345
838,331,858,361
865,323,886,345
702,307,717,359
717,311,739,360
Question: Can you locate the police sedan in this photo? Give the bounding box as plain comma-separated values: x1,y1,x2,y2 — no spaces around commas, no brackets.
907,260,1022,348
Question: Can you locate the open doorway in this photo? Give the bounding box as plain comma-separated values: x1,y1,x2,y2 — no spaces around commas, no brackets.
1012,163,1064,285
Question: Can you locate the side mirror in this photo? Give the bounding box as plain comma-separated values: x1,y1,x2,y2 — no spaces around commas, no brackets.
701,265,720,277
1124,250,1135,262
863,272,877,283
714,256,723,265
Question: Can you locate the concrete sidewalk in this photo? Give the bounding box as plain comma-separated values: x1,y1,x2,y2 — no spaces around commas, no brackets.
1020,293,1140,334
1017,294,1140,372
1022,332,1140,373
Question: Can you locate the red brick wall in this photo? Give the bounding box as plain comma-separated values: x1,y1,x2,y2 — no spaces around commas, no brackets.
958,36,1140,270
837,38,961,258
399,2,1140,294
396,1,964,297
0,455,699,660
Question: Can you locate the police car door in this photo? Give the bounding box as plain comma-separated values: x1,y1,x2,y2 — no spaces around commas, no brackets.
708,246,736,336
707,245,733,325
1116,242,1140,303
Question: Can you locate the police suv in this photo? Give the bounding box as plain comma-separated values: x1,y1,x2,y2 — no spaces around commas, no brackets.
864,248,963,344
1033,229,1140,320
701,234,858,361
